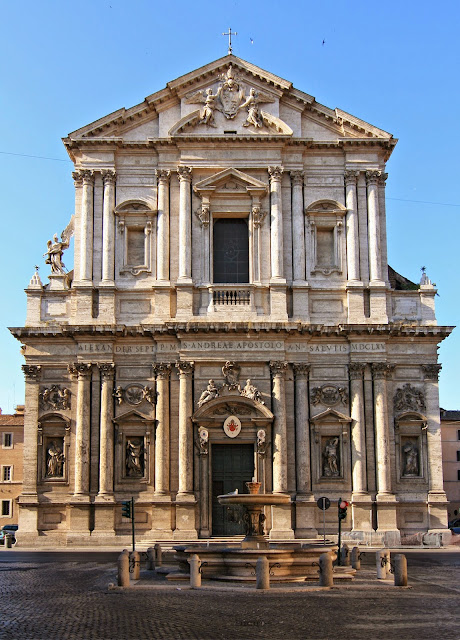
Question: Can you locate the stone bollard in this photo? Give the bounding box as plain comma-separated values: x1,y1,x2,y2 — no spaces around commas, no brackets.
351,546,361,570
394,554,408,587
117,549,130,587
188,554,202,588
130,551,140,580
256,555,270,590
340,543,350,566
5,534,13,549
147,547,155,571
384,549,391,577
376,549,389,580
154,543,163,567
319,552,334,587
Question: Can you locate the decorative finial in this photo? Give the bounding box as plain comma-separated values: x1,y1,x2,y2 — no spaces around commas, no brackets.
35,265,40,272
222,27,237,55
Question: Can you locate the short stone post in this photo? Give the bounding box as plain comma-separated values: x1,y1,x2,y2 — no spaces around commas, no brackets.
188,554,201,588
376,549,389,579
351,546,361,570
394,554,408,587
117,549,130,587
130,551,140,580
256,556,270,590
5,534,13,549
319,552,334,587
147,547,155,570
384,549,391,577
340,543,350,566
154,543,163,567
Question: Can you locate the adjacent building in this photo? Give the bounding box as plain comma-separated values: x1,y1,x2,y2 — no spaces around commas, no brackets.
0,406,24,526
440,410,460,520
10,55,453,547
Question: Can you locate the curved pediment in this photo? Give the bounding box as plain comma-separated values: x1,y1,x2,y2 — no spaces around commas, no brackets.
306,200,347,214
192,395,274,421
114,199,156,214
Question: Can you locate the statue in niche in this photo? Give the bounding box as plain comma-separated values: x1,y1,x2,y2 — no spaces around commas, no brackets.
402,442,419,476
197,379,220,407
46,440,64,478
241,379,264,404
43,216,74,275
322,437,340,477
126,438,144,477
113,386,124,405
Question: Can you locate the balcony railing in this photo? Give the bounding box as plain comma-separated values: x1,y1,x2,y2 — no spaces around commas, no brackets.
213,288,251,306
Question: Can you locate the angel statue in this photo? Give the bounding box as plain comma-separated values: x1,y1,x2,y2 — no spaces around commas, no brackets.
185,87,218,128
43,216,75,274
239,88,263,128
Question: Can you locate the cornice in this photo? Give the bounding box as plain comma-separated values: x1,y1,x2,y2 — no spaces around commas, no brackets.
9,323,455,341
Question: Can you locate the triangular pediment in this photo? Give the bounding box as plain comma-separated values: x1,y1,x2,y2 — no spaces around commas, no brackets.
113,409,154,425
194,168,268,195
310,408,352,423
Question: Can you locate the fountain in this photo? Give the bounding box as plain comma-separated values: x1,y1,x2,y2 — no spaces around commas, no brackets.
171,483,337,582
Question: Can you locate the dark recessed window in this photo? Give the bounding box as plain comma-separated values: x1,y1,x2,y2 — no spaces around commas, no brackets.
458,469,460,481
458,429,460,441
457,451,460,462
213,218,249,284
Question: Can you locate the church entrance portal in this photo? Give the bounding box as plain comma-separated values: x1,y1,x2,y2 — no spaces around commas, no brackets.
211,443,254,536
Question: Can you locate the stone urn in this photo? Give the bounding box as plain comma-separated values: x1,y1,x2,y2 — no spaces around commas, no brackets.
245,481,261,495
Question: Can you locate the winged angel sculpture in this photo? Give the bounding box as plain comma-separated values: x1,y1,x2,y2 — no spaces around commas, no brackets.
185,65,274,129
43,215,75,274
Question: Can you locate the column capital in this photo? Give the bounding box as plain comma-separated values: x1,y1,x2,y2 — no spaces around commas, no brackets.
268,165,284,182
72,170,83,185
344,170,360,186
153,363,172,379
371,362,394,380
155,169,171,184
421,364,442,381
365,170,382,186
98,363,115,379
349,362,366,379
175,360,195,376
101,169,117,185
290,170,304,187
270,361,288,376
292,363,310,378
378,172,388,187
69,363,92,379
22,364,41,381
177,165,192,182
72,169,95,186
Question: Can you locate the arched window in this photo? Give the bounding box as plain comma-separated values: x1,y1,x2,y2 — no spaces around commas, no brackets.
213,218,249,283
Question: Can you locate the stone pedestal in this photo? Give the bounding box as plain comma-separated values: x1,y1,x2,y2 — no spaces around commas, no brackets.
92,502,116,540
67,503,92,540
347,283,365,323
294,496,318,538
376,494,400,545
292,283,310,320
174,500,197,540
369,284,388,323
351,494,373,533
175,284,194,319
269,282,288,320
151,500,173,539
154,284,171,319
269,504,294,539
47,274,69,291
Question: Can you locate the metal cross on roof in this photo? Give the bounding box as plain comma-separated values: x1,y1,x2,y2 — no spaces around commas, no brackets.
222,27,237,55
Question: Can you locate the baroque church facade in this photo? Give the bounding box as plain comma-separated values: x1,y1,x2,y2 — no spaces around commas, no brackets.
11,55,453,546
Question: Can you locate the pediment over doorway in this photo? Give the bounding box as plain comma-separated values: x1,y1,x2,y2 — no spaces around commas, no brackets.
193,167,268,197
192,395,274,424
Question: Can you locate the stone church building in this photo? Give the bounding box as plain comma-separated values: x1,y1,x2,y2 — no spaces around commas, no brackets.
11,55,453,546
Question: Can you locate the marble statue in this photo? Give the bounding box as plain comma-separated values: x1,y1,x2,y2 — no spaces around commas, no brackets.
241,378,264,404
197,379,219,407
323,437,340,477
43,216,74,275
403,442,419,476
126,438,144,477
46,440,64,477
113,386,124,405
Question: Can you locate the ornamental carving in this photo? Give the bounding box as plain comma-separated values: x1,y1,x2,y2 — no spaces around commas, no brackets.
113,384,156,406
152,363,172,379
310,384,348,407
98,363,115,379
195,204,210,227
197,379,220,408
197,427,209,456
155,169,171,183
240,379,264,404
349,363,366,380
22,365,41,381
371,363,394,379
268,166,284,181
257,429,266,456
175,361,195,376
365,170,382,186
196,362,264,408
293,363,311,378
252,206,267,228
222,361,241,390
290,170,304,187
101,169,116,185
177,166,192,182
39,385,71,411
393,384,426,413
421,364,442,381
269,361,288,376
344,170,359,186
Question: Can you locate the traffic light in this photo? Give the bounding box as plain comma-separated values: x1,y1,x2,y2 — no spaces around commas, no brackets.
121,500,132,519
338,499,349,520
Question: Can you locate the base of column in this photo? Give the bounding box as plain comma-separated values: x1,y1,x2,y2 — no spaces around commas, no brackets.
150,498,173,538
68,503,92,535
369,283,388,323
269,282,288,321
175,284,194,320
351,493,373,532
375,493,400,545
92,503,116,537
98,287,116,323
173,502,198,540
292,283,310,321
294,495,318,538
269,503,294,539
346,282,365,323
154,284,172,319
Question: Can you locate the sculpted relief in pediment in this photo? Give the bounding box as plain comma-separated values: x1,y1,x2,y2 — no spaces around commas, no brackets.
169,65,292,136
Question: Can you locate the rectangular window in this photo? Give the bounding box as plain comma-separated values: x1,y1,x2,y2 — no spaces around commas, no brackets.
458,469,460,481
458,429,460,441
2,433,12,448
2,466,12,482
316,228,335,267
457,451,460,462
1,500,11,517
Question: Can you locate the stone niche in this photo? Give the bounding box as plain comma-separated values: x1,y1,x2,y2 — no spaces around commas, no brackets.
394,411,428,485
37,414,71,485
310,408,352,491
113,410,155,490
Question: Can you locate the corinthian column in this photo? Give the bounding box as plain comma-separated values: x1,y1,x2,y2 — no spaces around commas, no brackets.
101,170,116,284
371,363,393,495
22,365,42,497
156,170,171,281
175,361,194,496
97,363,115,497
153,363,171,495
270,361,288,493
344,171,360,282
349,363,367,494
268,166,284,281
291,171,305,282
71,363,92,496
75,170,95,283
293,364,311,494
422,364,444,494
177,166,192,282
366,170,382,283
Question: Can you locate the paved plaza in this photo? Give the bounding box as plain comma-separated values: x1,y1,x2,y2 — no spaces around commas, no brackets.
0,550,459,639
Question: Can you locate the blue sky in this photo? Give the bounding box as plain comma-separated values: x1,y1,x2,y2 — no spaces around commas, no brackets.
0,0,458,412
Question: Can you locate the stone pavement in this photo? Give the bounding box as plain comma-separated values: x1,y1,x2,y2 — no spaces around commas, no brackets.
0,551,459,639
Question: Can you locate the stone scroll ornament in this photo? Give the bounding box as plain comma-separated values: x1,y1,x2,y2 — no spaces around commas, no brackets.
310,385,348,407
40,385,71,411
393,384,426,413
185,65,275,127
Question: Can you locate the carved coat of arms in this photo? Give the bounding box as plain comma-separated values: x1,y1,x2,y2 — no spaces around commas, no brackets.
393,384,426,413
